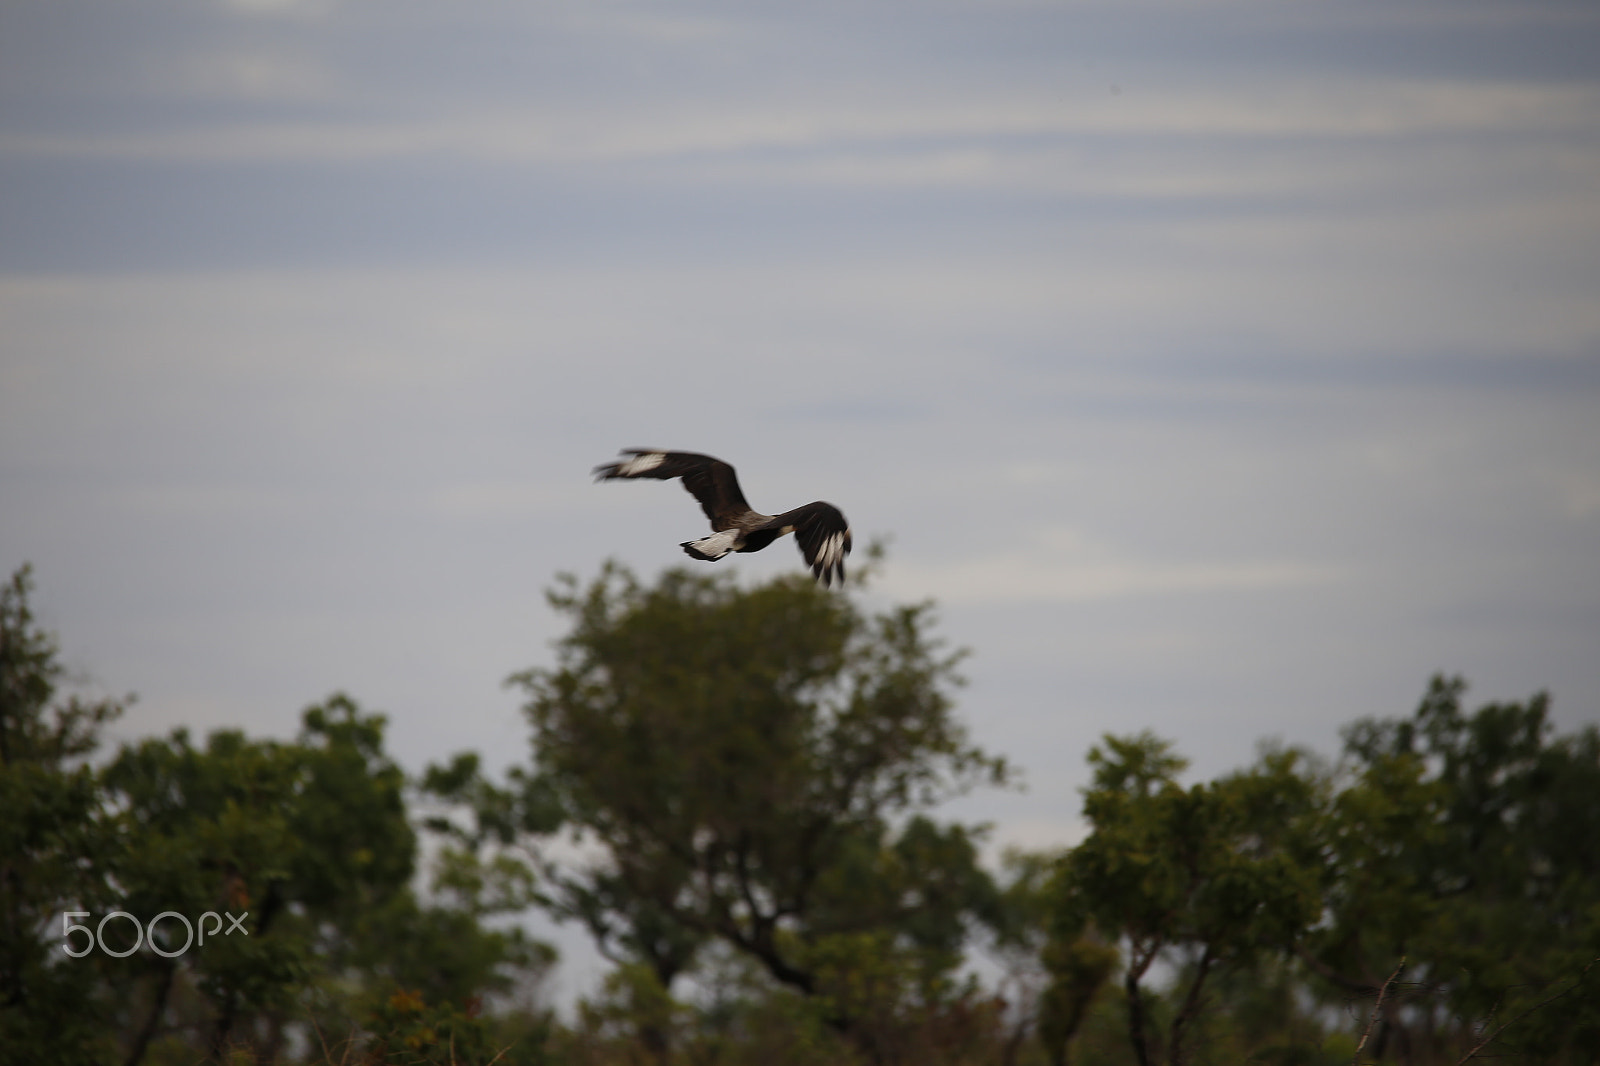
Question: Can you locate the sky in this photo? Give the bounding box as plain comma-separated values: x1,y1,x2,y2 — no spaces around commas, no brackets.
3,0,1599,1003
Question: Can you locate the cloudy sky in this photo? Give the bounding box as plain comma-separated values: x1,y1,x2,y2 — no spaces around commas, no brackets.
3,0,1598,999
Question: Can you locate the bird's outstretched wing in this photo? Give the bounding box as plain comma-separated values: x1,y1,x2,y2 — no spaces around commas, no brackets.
769,502,852,587
592,449,755,530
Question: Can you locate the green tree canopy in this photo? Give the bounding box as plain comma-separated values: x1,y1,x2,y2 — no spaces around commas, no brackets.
1,565,555,1066
1046,678,1600,1066
500,562,1008,1053
0,565,127,1065
1306,676,1600,1062
1054,734,1325,1066
11,554,1599,1066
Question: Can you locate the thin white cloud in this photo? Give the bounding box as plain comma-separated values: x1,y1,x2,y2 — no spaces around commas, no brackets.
5,79,1595,165
882,528,1337,606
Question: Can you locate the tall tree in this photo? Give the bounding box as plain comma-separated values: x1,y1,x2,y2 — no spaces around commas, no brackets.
0,564,555,1066
0,566,126,1065
102,696,557,1065
506,562,1008,1055
1307,676,1600,1062
101,695,422,1062
1056,733,1325,1066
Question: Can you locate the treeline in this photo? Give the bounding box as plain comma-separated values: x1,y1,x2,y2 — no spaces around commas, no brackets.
2,562,1597,1066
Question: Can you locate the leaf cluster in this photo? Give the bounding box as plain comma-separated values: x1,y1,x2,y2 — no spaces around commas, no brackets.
1045,678,1600,1066
0,566,554,1066
500,563,1009,1052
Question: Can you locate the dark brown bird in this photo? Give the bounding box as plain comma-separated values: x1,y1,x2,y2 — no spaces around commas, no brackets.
593,449,852,586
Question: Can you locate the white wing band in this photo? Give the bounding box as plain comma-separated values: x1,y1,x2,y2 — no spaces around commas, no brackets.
615,452,666,476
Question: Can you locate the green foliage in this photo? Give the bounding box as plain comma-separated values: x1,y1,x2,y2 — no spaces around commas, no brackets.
1056,735,1326,1066
0,565,127,1065
505,562,1008,1056
1309,675,1600,1062
356,984,555,1066
0,565,556,1066
1036,933,1118,1066
556,944,1011,1066
8,557,1599,1066
98,694,426,1059
561,961,685,1066
1046,677,1600,1066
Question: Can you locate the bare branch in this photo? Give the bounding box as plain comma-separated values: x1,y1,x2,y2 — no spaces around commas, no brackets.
1352,956,1406,1066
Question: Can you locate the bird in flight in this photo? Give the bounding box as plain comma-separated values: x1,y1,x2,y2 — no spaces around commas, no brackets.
593,449,852,586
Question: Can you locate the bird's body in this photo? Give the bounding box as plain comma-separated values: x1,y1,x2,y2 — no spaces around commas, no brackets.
593,449,852,586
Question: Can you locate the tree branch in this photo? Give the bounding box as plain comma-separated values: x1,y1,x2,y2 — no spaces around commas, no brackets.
1167,943,1217,1066
1455,956,1600,1065
122,958,175,1066
1352,956,1405,1066
1123,937,1160,1066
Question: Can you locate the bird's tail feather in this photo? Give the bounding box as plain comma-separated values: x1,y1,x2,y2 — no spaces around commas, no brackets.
681,529,737,561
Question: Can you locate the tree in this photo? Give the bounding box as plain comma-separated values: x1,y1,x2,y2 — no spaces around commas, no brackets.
0,564,556,1066
1047,679,1600,1066
100,696,558,1066
99,695,426,1062
0,565,127,1065
505,562,1008,1058
1306,676,1600,1062
1055,733,1326,1066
